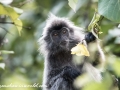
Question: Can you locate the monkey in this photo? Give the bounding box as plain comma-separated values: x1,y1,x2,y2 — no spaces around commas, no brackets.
38,14,96,90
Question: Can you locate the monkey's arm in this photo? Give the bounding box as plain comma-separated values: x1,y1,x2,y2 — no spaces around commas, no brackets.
49,66,80,90
85,32,96,43
62,66,81,80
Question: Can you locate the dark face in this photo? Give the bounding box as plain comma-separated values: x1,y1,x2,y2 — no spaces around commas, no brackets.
50,27,69,50
44,21,79,54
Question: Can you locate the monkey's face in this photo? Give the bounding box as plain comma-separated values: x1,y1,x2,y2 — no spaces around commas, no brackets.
43,19,79,54
50,27,70,50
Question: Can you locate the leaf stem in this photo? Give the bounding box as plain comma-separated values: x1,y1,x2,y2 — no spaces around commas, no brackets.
97,16,104,26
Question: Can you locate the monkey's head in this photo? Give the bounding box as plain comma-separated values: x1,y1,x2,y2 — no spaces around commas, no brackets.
39,14,84,55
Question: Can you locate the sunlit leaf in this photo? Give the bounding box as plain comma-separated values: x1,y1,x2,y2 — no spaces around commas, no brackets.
98,0,120,23
0,4,7,14
0,4,22,35
4,5,19,20
0,63,5,69
68,0,78,12
71,43,90,56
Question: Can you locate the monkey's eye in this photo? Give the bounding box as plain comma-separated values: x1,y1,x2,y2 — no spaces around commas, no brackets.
62,30,66,34
53,33,58,36
61,27,68,34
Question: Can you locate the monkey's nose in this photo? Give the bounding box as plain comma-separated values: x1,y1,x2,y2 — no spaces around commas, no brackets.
60,41,67,45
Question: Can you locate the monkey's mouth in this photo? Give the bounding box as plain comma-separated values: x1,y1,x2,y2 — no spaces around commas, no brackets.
60,41,67,45
59,41,69,50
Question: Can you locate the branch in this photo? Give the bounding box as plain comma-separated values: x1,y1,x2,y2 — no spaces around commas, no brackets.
0,22,31,30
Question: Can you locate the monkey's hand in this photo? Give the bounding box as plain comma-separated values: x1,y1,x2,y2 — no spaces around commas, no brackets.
49,66,80,90
62,66,81,81
85,32,96,43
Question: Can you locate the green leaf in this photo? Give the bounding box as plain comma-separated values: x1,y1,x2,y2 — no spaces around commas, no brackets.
68,0,78,12
98,0,120,23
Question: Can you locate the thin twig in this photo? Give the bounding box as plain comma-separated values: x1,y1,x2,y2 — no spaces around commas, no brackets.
0,22,14,24
0,26,13,35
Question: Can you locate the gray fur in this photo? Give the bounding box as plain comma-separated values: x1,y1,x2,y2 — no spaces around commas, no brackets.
38,14,96,90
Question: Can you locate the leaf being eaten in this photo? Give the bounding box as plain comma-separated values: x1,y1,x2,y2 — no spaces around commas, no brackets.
71,43,90,56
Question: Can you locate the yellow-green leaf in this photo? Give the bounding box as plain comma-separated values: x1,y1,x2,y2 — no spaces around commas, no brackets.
113,59,120,77
4,5,19,20
0,4,7,15
0,4,22,35
0,56,3,60
14,19,22,35
71,43,90,56
68,0,78,12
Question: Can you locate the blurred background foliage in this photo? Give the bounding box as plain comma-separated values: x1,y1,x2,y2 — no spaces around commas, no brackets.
0,0,120,90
